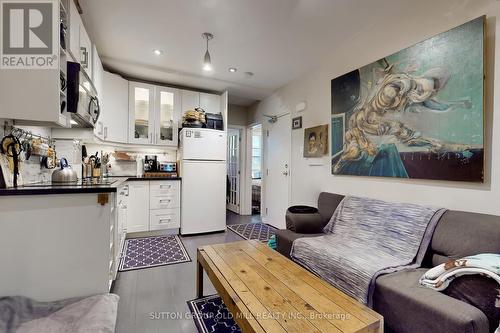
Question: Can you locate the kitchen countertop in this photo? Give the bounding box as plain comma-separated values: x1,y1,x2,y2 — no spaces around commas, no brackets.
0,176,182,196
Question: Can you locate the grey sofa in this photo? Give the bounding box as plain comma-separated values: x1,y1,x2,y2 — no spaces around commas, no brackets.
275,192,500,333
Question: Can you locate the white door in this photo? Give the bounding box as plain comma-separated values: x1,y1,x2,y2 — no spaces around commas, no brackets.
264,114,290,229
181,161,226,235
227,129,240,213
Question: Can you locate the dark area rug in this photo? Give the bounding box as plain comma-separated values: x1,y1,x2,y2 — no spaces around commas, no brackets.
227,222,276,242
119,235,191,271
187,295,241,333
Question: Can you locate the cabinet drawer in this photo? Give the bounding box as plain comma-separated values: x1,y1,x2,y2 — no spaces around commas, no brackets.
149,209,180,230
150,181,180,197
150,195,179,209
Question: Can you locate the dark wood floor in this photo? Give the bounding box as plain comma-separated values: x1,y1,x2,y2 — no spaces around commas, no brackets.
113,211,261,333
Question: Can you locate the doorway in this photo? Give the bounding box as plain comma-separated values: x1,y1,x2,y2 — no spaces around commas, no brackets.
226,128,241,213
250,124,262,216
263,114,290,229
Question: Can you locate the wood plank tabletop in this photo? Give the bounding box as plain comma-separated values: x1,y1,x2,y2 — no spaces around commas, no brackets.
196,240,383,333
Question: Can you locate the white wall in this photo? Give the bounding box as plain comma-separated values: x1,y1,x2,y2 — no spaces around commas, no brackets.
250,0,500,215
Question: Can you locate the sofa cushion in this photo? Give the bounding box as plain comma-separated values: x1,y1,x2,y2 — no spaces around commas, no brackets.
317,192,344,223
274,229,323,259
374,268,489,333
430,210,500,266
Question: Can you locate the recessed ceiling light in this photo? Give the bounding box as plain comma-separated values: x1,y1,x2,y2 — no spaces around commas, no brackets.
228,67,237,73
153,49,164,56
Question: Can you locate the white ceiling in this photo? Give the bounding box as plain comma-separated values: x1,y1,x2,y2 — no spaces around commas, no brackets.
80,0,411,106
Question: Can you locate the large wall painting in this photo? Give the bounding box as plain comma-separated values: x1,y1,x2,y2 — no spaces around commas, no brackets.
330,16,484,182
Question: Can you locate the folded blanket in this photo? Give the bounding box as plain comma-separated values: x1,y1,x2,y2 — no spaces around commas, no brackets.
420,253,500,333
291,195,445,306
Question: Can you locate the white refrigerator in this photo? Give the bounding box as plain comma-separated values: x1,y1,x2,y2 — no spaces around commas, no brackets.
179,128,227,235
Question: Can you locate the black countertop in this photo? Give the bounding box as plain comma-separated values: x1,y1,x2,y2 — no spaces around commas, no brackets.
0,176,181,196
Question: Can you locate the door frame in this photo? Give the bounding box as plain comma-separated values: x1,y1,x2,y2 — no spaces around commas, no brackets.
226,125,248,214
260,113,291,226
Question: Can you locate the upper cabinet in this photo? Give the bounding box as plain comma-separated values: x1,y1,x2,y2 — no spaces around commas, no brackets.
155,87,180,145
129,82,155,145
129,82,180,146
181,90,221,116
181,90,200,113
100,72,128,143
68,0,92,77
200,93,221,114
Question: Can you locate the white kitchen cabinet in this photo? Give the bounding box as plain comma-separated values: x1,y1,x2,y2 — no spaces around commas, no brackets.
149,209,180,231
99,71,129,143
129,82,180,146
0,1,70,127
126,181,150,232
79,26,92,78
155,86,180,146
129,82,155,144
181,90,200,113
92,46,104,99
68,0,92,77
68,0,80,62
200,92,221,114
125,180,181,233
0,193,113,301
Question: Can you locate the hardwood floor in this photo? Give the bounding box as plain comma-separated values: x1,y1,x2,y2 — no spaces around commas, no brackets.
113,211,262,333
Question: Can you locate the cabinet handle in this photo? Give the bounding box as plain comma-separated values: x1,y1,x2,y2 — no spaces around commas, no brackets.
159,185,172,189
159,218,172,224
159,199,171,203
104,126,108,139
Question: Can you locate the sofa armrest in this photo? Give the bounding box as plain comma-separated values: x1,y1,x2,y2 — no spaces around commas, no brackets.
285,211,325,233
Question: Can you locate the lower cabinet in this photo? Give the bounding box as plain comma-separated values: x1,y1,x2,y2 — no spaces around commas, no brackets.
126,180,181,233
126,181,150,232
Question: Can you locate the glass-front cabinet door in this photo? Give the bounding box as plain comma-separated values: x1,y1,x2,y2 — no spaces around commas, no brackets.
155,87,180,146
129,82,154,144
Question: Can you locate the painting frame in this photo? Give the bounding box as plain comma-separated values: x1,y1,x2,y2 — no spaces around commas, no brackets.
330,16,485,182
304,124,328,158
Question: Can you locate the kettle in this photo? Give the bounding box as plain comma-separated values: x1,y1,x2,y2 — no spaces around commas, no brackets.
51,157,78,183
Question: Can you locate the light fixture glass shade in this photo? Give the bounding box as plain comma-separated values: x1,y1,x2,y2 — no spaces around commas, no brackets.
203,50,212,71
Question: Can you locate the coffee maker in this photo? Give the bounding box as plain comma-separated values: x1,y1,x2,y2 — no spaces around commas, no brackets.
144,155,158,172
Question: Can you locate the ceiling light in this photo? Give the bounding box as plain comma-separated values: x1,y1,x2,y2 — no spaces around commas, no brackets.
202,32,214,71
228,67,237,73
153,49,164,56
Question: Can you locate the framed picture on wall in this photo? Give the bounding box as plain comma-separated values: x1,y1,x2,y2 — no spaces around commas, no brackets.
330,16,484,182
304,125,328,158
292,116,302,130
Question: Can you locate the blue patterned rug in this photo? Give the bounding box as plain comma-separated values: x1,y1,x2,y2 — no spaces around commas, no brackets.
227,222,276,242
119,235,191,271
187,295,241,333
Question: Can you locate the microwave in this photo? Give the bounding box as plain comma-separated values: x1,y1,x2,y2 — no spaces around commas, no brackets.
67,62,100,128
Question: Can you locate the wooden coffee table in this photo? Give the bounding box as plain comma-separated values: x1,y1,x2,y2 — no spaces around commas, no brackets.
196,240,383,333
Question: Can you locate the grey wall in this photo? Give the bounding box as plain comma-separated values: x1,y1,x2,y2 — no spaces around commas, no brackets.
228,104,249,127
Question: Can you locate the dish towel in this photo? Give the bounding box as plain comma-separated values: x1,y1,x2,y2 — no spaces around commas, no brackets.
420,253,500,333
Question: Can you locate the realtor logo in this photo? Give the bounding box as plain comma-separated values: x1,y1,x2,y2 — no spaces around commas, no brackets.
1,0,57,69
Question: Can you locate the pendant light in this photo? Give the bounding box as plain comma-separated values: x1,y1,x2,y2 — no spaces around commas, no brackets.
202,32,214,71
